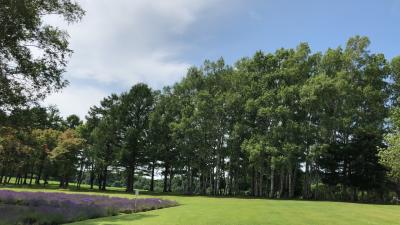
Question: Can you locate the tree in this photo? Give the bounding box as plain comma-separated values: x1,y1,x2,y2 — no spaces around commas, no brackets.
118,83,154,192
31,128,60,184
0,127,29,184
0,0,84,111
65,114,82,129
379,133,400,197
148,89,175,192
89,94,120,190
379,107,400,197
52,129,84,188
150,88,181,193
1,36,397,203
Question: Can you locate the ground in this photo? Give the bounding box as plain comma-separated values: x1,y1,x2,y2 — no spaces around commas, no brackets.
2,185,400,225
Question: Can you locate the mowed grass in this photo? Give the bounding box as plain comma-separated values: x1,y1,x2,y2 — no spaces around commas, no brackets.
2,186,400,225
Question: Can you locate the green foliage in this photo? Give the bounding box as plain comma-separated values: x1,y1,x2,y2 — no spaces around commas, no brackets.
65,114,82,129
380,133,400,182
0,0,84,110
379,107,400,190
118,83,154,192
52,129,84,187
2,35,399,203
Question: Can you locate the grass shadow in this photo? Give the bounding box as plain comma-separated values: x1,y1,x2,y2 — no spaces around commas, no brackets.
68,213,158,225
3,183,394,206
0,183,124,194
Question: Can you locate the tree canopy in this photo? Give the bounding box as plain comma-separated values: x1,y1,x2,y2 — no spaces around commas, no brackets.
1,31,400,203
0,0,84,111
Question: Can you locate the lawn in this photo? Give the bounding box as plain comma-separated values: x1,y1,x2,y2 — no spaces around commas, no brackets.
2,186,400,225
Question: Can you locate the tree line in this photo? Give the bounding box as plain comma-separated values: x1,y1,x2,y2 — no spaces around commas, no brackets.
1,1,400,203
3,36,400,203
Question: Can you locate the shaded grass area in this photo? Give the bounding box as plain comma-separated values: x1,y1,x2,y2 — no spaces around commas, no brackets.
2,185,400,225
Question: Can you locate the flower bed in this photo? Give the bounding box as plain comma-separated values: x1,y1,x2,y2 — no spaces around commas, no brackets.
0,190,178,224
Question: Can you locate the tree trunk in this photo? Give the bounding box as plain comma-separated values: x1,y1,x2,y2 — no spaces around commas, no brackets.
76,161,84,189
43,174,49,186
200,173,204,195
352,187,358,202
126,166,134,192
396,184,400,198
23,171,28,185
259,170,263,197
314,165,319,200
59,177,64,188
36,162,44,184
216,154,221,195
98,172,102,190
163,164,169,192
0,167,3,184
228,171,233,196
29,172,34,185
269,159,275,198
168,167,173,192
101,166,107,190
150,162,155,192
278,169,285,198
303,160,310,199
252,166,256,196
89,164,95,189
288,166,295,198
188,167,193,194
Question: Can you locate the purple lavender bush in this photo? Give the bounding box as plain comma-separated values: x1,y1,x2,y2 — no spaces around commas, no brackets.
0,190,178,225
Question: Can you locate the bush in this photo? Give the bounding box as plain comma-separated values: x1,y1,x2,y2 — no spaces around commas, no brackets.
0,190,178,224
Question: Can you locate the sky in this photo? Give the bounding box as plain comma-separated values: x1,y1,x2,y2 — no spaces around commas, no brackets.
44,0,400,119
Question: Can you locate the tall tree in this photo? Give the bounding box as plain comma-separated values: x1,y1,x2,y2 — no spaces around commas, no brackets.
148,88,178,192
89,94,120,190
65,114,82,129
0,0,84,111
379,106,400,197
118,84,154,192
52,129,84,188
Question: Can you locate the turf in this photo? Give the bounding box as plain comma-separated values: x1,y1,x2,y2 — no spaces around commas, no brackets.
2,186,399,225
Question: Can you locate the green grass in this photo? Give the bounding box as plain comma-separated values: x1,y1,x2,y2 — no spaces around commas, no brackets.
2,186,400,225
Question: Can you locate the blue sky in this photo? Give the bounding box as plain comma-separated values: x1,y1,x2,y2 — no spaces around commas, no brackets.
44,0,400,118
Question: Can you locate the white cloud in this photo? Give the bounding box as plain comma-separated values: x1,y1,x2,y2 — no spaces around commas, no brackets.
68,50,190,87
43,0,242,117
46,0,230,87
44,85,108,119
